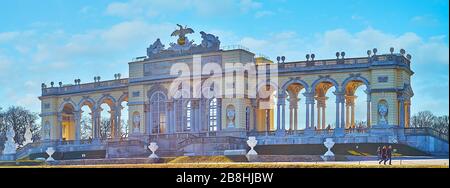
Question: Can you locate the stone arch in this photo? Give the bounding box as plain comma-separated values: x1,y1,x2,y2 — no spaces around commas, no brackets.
58,99,77,113
311,76,340,92
96,94,117,109
281,78,309,93
77,96,96,111
147,84,168,100
256,80,279,99
341,75,371,91
117,92,129,106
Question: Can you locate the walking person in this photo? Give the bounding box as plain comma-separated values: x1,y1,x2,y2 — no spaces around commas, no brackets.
378,146,387,165
386,145,393,165
376,146,381,161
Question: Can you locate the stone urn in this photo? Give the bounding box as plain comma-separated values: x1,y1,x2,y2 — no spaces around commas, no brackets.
246,137,258,156
148,142,159,159
323,138,335,157
46,147,56,162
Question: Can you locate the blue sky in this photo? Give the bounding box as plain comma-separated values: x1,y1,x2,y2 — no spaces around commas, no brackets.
0,0,448,120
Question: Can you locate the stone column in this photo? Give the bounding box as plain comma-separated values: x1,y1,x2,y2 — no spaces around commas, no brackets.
109,109,116,139
276,102,281,131
191,99,199,132
92,109,101,139
340,94,345,129
310,97,315,130
303,92,315,131
57,113,63,141
406,101,411,128
266,109,270,132
251,99,257,131
305,100,310,129
116,107,122,138
334,92,342,129
289,105,293,130
345,103,350,128
281,102,286,131
322,105,326,129
294,105,298,131
74,111,81,143
399,97,405,127
367,96,371,128
217,98,222,131
317,103,321,130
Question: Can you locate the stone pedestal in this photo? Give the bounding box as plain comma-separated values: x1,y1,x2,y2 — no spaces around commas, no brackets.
304,128,315,136
321,138,335,161
333,128,345,137
275,129,286,137
0,154,16,161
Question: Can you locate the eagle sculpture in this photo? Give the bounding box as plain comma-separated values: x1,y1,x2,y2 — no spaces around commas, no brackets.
171,24,194,45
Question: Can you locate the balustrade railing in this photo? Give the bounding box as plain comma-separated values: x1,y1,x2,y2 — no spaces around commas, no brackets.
42,78,128,96
277,54,410,70
404,127,448,142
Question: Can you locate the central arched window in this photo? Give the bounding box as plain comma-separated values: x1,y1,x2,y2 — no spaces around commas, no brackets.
209,98,217,132
150,92,166,134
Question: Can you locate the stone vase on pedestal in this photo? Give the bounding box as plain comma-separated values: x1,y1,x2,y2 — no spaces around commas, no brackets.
46,147,56,162
148,142,159,159
246,137,258,162
321,138,335,161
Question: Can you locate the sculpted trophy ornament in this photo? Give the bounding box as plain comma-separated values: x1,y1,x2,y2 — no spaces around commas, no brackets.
171,24,194,46
378,102,388,126
147,38,165,56
132,113,141,134
146,24,221,59
226,108,236,128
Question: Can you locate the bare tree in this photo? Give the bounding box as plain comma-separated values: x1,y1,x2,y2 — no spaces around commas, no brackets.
411,111,435,128
99,117,112,140
0,106,40,148
120,119,129,139
80,116,93,140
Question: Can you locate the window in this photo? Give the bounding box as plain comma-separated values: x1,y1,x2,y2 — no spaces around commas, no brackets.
209,98,217,131
185,101,192,131
150,92,166,134
245,107,250,131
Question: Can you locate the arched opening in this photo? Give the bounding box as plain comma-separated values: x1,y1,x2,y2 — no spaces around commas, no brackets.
208,98,218,132
344,80,370,131
99,103,112,139
313,81,337,131
61,103,76,141
284,83,307,130
80,105,93,140
119,100,129,138
150,92,167,134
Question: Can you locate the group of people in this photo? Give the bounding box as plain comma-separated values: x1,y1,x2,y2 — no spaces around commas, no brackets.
377,145,393,165
347,125,367,133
